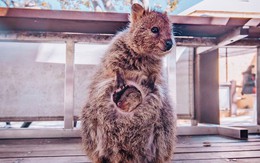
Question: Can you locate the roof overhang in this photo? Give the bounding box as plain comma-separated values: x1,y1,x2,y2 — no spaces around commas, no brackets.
0,7,259,47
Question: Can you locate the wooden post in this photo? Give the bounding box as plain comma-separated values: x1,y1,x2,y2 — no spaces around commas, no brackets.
193,48,199,126
167,46,177,112
64,41,75,129
195,49,220,124
257,47,260,125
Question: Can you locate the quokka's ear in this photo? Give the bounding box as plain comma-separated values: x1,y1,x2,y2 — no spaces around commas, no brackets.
131,3,145,23
147,74,156,91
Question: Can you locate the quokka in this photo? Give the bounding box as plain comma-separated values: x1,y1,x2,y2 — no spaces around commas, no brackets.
81,3,176,163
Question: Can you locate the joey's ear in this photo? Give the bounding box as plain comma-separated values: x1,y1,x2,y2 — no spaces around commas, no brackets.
115,71,126,89
131,3,145,23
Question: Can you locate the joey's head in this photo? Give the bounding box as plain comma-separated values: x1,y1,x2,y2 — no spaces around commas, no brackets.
112,71,156,112
127,3,174,57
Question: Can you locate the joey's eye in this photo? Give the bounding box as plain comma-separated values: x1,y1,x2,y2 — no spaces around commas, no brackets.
151,27,159,34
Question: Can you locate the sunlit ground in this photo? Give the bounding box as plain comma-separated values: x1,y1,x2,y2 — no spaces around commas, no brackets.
221,108,256,126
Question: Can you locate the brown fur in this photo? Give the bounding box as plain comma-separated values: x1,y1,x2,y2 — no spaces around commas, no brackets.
113,71,156,112
81,3,176,163
113,71,143,112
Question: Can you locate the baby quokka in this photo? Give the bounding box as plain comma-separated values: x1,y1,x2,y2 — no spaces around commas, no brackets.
81,3,176,163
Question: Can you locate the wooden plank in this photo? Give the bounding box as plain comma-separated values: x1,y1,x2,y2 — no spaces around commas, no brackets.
2,136,260,149
1,145,260,161
0,127,221,139
218,126,248,139
1,157,260,163
177,134,260,144
0,144,81,152
0,129,80,139
0,116,79,122
0,150,83,158
0,31,258,48
1,142,260,155
0,32,113,43
175,37,217,47
0,31,217,47
0,116,64,122
0,136,260,162
0,8,128,22
1,149,260,162
175,158,260,163
0,127,257,139
177,141,260,148
176,145,260,153
177,126,218,135
0,156,90,163
174,151,260,160
0,138,81,145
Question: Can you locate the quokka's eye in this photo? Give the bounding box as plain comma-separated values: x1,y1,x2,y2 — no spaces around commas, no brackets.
151,27,159,34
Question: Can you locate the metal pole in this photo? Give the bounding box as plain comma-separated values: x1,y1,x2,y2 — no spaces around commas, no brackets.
64,41,75,129
226,48,228,83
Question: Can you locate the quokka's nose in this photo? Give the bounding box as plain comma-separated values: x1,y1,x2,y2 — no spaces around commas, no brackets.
165,39,173,51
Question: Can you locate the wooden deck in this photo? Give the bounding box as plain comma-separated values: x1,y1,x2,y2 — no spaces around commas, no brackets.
0,135,260,163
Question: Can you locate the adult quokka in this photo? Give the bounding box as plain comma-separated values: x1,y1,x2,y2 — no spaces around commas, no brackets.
81,3,176,163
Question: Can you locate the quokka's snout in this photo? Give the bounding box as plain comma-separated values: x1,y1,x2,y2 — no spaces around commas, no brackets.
164,39,173,51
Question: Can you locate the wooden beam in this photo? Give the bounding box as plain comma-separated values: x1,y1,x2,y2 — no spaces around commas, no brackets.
235,125,260,134
199,27,249,55
0,116,64,122
217,27,249,46
177,114,192,119
175,37,217,47
0,126,251,139
0,7,253,27
245,18,260,27
0,129,80,139
0,32,113,43
0,7,128,22
218,126,248,140
177,126,218,135
194,48,200,124
170,15,250,26
229,39,260,47
0,31,259,47
0,116,80,122
0,32,217,46
0,127,218,139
